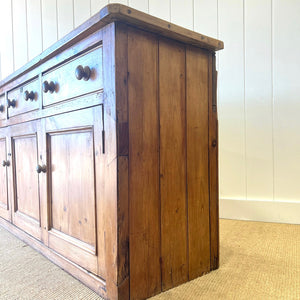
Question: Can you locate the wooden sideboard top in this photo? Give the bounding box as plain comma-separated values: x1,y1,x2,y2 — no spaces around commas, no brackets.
0,4,224,88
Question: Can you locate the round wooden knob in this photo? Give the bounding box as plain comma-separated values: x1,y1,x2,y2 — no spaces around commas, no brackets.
36,164,47,173
2,160,10,167
7,99,16,108
75,65,91,81
212,140,217,147
42,81,55,93
24,90,35,101
0,105,4,113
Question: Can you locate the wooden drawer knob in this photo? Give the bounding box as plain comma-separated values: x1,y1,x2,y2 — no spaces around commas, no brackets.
0,105,4,112
42,81,56,93
75,65,91,81
24,90,35,101
7,99,16,108
2,160,10,167
36,164,47,173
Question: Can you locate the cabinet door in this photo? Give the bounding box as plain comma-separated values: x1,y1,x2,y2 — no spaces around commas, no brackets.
10,121,43,240
46,106,104,276
0,129,10,221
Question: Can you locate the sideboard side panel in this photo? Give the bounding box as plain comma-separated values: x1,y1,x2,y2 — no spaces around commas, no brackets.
128,27,161,300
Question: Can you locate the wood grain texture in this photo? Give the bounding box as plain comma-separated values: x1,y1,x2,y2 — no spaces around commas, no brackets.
209,53,219,270
42,46,103,107
49,129,96,246
159,38,188,291
128,28,161,299
10,120,42,240
13,135,40,221
0,134,10,221
115,23,129,299
0,11,221,299
7,78,40,118
101,22,118,300
46,106,102,275
186,47,210,279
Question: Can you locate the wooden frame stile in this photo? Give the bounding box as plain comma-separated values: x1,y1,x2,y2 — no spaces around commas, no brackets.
115,22,130,299
0,126,11,222
209,53,219,270
101,22,119,299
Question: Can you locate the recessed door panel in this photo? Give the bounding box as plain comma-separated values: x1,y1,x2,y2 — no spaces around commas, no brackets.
13,135,40,221
11,121,42,240
49,129,96,247
46,106,103,275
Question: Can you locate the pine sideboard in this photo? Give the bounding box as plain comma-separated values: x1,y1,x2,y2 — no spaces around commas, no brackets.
0,4,223,300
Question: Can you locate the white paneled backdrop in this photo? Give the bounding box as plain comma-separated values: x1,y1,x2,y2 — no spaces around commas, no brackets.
0,0,299,224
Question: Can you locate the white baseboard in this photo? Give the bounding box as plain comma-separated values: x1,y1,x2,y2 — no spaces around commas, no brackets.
220,198,300,224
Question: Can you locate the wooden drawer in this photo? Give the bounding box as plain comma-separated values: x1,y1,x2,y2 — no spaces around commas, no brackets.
0,94,6,121
7,79,40,118
42,46,103,107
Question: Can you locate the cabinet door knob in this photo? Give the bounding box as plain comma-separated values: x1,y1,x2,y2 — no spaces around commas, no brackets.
36,164,47,173
75,65,91,81
7,99,16,108
0,105,4,112
24,90,35,101
2,160,10,167
42,81,56,93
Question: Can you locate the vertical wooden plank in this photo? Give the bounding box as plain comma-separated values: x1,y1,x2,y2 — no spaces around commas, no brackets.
194,0,218,38
149,0,170,21
27,0,43,60
0,1,14,77
209,53,219,270
159,38,188,290
100,22,118,300
186,47,210,279
38,118,48,246
57,0,74,39
218,0,246,201
41,0,57,50
91,0,108,15
245,0,273,201
171,0,193,30
12,0,28,70
115,23,129,299
128,28,160,299
74,0,91,27
128,0,148,13
273,0,300,202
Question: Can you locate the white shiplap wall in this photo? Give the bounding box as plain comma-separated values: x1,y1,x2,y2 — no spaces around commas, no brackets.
0,0,299,224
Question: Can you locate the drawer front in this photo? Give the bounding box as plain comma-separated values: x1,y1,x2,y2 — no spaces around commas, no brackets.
42,46,103,107
7,79,40,118
0,95,6,121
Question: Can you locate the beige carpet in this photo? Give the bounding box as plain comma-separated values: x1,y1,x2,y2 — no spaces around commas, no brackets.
0,219,299,300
